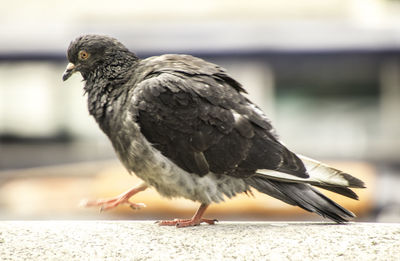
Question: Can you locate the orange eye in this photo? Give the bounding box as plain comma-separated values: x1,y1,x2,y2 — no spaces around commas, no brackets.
78,50,89,60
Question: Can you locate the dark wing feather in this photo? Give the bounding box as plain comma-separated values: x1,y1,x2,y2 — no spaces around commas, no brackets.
131,55,308,178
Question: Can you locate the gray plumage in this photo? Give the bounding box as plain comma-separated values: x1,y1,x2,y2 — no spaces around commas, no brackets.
63,34,365,223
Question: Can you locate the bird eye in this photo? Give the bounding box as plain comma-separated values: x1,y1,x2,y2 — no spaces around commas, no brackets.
78,50,90,60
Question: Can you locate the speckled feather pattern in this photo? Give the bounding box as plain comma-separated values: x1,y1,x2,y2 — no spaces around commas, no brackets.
110,109,249,204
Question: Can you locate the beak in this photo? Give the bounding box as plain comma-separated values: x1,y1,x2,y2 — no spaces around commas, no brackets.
62,62,76,81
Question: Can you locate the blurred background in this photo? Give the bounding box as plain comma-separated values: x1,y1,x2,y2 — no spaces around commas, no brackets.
0,0,399,222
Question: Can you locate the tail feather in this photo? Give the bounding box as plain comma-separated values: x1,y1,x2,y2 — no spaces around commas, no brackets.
298,155,365,188
246,176,355,223
256,155,365,200
314,184,359,200
245,154,365,222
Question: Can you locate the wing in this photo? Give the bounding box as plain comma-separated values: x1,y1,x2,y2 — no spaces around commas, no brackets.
131,56,308,178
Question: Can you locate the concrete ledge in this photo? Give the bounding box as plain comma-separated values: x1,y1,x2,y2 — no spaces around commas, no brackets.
0,221,399,260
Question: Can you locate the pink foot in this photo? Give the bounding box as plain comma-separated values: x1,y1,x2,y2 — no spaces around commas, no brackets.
156,203,216,228
80,197,146,212
157,218,217,228
80,183,148,212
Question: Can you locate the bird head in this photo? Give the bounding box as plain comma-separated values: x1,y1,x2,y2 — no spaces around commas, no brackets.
62,34,134,82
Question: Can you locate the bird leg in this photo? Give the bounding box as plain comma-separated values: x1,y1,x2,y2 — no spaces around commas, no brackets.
80,182,148,211
157,203,217,228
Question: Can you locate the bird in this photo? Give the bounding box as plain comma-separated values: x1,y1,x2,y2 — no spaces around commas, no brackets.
62,34,365,227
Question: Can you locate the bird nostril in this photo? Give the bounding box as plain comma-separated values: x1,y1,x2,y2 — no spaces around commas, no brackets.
66,63,75,71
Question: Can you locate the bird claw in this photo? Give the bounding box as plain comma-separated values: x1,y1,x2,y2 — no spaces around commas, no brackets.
129,202,146,210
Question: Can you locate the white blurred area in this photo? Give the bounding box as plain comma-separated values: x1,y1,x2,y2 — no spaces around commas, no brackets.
1,0,400,53
1,0,400,221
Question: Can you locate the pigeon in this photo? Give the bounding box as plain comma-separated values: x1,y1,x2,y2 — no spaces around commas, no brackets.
63,34,365,227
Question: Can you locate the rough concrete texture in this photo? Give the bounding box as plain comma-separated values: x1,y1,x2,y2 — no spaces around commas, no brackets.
0,221,399,261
